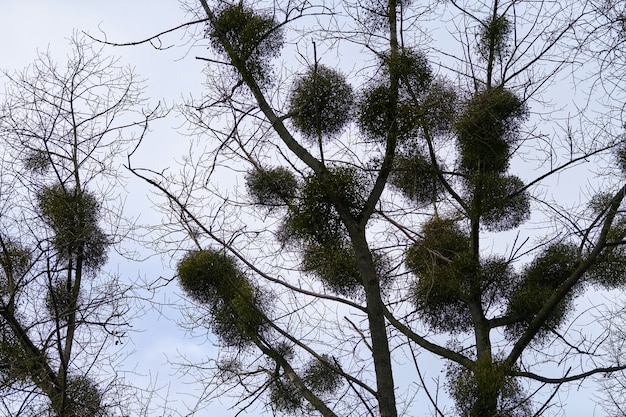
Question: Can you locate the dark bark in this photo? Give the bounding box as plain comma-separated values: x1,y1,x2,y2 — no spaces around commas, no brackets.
351,230,398,417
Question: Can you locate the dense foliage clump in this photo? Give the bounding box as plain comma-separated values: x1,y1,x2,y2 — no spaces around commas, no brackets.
60,376,106,417
467,173,530,231
208,3,283,85
269,354,343,414
390,151,443,205
36,186,109,270
289,65,354,140
302,355,343,395
387,48,433,97
0,239,31,298
447,358,532,417
0,335,33,384
245,167,298,209
586,207,626,288
302,242,362,297
455,87,526,174
45,279,76,322
276,167,383,297
280,167,366,245
477,14,512,60
406,217,476,332
177,249,268,346
270,376,303,413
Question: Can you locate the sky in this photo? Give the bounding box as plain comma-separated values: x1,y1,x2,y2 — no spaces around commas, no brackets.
0,1,622,417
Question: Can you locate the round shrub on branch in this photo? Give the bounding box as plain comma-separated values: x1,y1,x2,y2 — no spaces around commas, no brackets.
0,334,34,384
587,218,626,288
63,375,106,417
455,87,526,173
359,48,447,142
479,256,516,305
208,3,284,85
245,167,298,209
357,83,416,141
407,218,472,271
446,358,532,417
390,151,443,205
477,14,512,61
385,48,432,97
270,376,302,413
289,65,354,140
177,249,268,346
301,240,390,298
302,242,362,297
281,167,366,245
45,279,76,322
522,243,579,291
177,249,236,304
615,142,626,173
419,80,458,135
0,239,31,297
303,354,343,395
505,243,580,341
406,217,477,332
23,149,51,174
36,185,109,270
280,187,343,246
468,174,531,231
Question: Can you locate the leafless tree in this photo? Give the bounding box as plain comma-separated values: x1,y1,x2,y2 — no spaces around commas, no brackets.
0,35,162,416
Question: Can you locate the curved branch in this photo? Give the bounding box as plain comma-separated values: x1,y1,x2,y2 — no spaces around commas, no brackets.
511,364,626,384
382,305,474,369
84,18,209,49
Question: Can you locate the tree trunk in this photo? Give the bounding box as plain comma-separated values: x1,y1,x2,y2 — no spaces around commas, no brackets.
352,231,398,417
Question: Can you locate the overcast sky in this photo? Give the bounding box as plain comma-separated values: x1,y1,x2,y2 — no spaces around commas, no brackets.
0,2,619,417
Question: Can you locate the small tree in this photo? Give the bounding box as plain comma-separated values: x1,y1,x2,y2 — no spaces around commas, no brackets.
0,36,159,416
127,0,626,416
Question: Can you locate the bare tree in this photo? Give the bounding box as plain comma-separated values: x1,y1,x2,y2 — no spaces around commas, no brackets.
122,0,626,416
0,36,161,416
